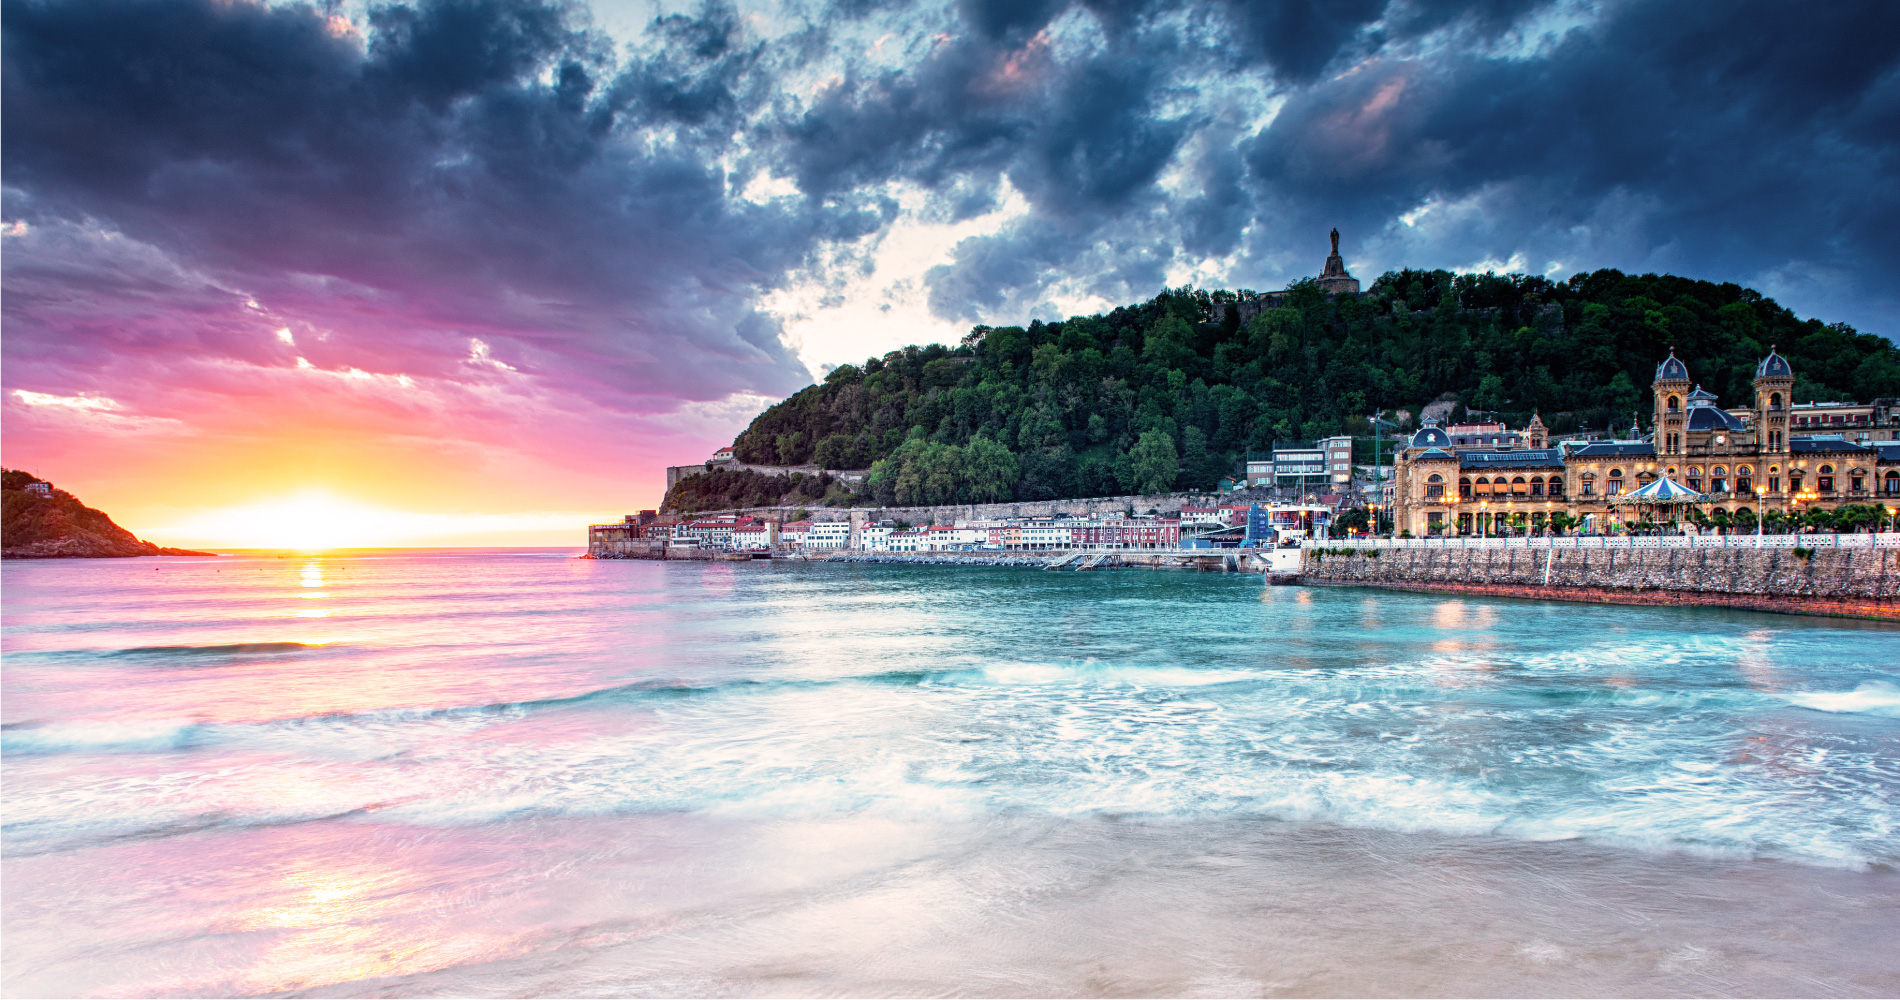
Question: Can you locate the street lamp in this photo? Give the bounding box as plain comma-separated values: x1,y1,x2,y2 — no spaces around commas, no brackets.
1480,499,1489,537
1755,485,1767,539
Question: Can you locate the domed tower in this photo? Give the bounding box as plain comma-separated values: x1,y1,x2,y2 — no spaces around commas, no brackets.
1526,412,1548,449
1652,350,1691,455
1753,346,1793,457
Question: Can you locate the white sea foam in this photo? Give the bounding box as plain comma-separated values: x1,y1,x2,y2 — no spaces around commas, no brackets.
1786,681,1900,717
0,719,201,754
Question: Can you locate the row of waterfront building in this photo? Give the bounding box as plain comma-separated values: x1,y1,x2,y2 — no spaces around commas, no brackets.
589,503,1339,556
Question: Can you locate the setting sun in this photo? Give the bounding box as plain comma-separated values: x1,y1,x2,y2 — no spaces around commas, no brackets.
148,491,592,549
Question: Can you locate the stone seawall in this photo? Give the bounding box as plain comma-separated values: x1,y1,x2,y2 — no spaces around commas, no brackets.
1302,546,1900,621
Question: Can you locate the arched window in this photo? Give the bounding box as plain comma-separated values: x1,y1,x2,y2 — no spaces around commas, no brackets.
1426,474,1444,483
1530,475,1545,497
1607,469,1625,496
1668,395,1681,412
1459,476,1472,499
1820,464,1834,474
1770,392,1783,409
1711,466,1728,494
1425,473,1444,499
1817,465,1835,493
1687,465,1703,492
1886,470,1900,495
1548,478,1564,497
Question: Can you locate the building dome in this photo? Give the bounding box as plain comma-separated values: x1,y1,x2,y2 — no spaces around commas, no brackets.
1410,425,1451,449
1655,351,1689,382
1755,348,1792,379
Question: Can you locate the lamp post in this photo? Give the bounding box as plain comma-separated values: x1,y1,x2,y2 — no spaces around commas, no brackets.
1480,499,1489,537
1755,485,1766,539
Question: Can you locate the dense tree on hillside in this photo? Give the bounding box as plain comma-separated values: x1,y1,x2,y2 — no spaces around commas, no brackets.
728,269,1900,503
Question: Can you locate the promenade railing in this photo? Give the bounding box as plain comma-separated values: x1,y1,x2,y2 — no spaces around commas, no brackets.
1310,533,1900,551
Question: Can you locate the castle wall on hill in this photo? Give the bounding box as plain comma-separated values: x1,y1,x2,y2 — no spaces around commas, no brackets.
658,490,1244,524
665,462,869,490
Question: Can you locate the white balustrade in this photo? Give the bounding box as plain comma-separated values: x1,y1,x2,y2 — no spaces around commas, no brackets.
1308,532,1892,551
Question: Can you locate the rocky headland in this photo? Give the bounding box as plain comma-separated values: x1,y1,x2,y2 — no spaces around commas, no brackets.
2,469,215,558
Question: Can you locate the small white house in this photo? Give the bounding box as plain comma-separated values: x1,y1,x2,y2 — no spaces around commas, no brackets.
805,522,852,550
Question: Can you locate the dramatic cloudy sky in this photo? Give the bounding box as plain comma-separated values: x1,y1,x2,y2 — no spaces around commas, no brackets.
6,0,1899,544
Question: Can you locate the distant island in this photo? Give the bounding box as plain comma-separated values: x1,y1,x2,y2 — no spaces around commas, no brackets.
666,254,1900,513
2,469,214,558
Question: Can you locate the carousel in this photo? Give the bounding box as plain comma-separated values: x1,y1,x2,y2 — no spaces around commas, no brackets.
1606,475,1709,534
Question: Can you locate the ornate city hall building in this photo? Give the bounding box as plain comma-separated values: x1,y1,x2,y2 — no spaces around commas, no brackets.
1391,350,1900,535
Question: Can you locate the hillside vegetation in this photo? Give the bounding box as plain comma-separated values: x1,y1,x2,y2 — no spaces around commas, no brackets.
2,469,213,558
704,269,1900,509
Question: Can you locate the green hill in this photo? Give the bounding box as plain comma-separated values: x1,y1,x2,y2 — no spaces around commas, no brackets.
2,469,214,558
691,268,1900,510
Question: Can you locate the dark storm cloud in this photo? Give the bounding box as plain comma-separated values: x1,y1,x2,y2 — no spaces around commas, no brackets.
872,0,1900,336
2,0,876,410
6,0,1899,428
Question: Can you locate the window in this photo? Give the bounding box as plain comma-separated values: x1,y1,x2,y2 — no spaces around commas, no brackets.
1818,466,1835,492
1668,395,1681,412
1428,512,1444,526
1850,476,1864,492
1458,477,1472,498
1531,475,1545,497
1458,513,1473,535
1886,471,1900,494
1425,473,1444,499
1549,478,1564,497
1770,393,1783,409
1770,475,1780,493
1579,473,1595,496
1512,476,1528,495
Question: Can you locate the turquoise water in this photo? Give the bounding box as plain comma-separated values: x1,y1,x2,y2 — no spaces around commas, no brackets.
4,551,1898,996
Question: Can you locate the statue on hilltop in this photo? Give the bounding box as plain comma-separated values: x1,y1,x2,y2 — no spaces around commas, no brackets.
1318,227,1359,293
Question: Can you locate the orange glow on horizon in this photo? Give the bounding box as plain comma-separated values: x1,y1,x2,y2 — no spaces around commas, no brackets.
148,491,599,550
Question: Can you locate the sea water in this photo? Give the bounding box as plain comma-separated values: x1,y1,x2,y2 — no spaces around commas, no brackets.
3,550,1897,997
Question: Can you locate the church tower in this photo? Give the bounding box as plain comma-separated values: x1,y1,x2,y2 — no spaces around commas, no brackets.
1753,347,1793,458
1652,350,1690,456
1526,412,1548,449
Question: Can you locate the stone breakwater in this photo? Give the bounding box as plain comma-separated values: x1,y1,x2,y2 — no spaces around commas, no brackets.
1301,546,1900,621
826,553,1057,568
